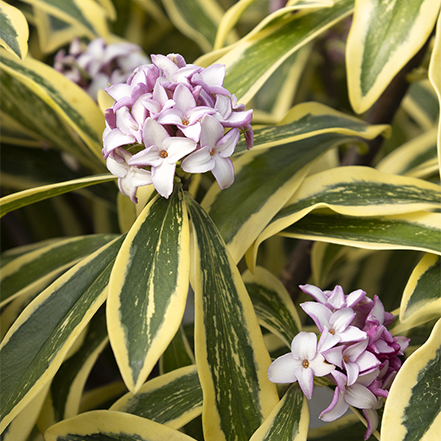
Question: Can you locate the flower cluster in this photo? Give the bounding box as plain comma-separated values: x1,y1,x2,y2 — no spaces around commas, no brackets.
268,285,409,440
102,53,253,201
54,37,150,100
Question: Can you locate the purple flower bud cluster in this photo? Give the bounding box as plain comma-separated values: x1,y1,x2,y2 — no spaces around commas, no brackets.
54,37,150,101
102,53,253,201
268,284,409,440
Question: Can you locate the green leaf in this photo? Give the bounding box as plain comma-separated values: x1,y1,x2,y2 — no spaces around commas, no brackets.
347,0,441,113
0,1,29,59
243,266,301,347
1,383,49,441
428,11,441,180
42,306,108,427
107,187,190,393
215,0,353,104
110,365,202,429
234,102,390,154
382,318,441,441
0,49,106,170
0,235,124,433
203,133,349,263
44,410,198,441
399,253,441,326
249,385,309,441
19,0,109,39
161,0,226,51
376,127,438,177
187,197,279,441
0,234,118,306
280,211,441,255
248,166,441,268
0,175,116,217
160,326,195,375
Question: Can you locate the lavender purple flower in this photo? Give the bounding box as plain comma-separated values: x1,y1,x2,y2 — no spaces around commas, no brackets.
268,284,409,440
54,37,150,101
102,53,253,201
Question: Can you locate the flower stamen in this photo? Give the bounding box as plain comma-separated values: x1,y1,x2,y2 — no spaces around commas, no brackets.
302,360,310,369
160,150,168,158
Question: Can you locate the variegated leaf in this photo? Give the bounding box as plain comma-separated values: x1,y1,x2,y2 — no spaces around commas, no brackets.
243,266,301,347
214,0,353,104
187,197,279,441
0,174,116,217
308,413,376,440
280,211,441,255
204,133,358,264
429,10,441,179
347,0,441,113
382,318,441,441
249,385,309,441
161,0,227,52
107,187,190,393
44,410,198,441
1,384,49,441
0,1,29,59
247,166,441,269
235,102,389,154
19,0,109,39
160,326,195,374
376,127,438,177
33,10,83,54
0,49,106,169
110,365,202,429
40,306,108,429
399,253,441,326
0,234,117,306
0,236,124,433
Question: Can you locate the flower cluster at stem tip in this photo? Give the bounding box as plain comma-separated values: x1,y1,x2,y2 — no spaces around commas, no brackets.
54,37,150,101
267,284,410,440
101,53,253,201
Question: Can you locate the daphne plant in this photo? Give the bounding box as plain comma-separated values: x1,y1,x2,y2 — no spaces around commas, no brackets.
268,285,410,440
0,1,440,441
103,53,252,200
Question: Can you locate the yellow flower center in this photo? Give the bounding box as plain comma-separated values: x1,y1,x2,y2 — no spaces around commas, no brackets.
302,360,309,369
160,150,168,158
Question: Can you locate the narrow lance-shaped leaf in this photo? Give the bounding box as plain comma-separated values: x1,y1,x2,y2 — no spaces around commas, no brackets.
247,166,441,269
249,385,309,441
280,211,441,255
0,1,29,59
0,233,118,306
0,174,116,217
347,0,441,113
41,306,109,428
110,365,202,429
0,235,124,433
19,0,109,39
428,11,441,179
187,197,279,441
160,325,195,375
107,186,190,393
381,318,441,441
399,253,441,327
161,0,227,52
243,266,301,347
0,49,106,168
234,102,390,154
216,0,353,104
44,410,198,441
204,133,355,264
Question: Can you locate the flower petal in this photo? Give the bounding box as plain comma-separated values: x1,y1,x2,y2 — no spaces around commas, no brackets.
142,117,169,147
293,365,315,399
181,146,215,173
200,114,224,148
300,302,332,333
267,353,299,384
291,332,317,362
151,160,176,198
162,137,197,162
319,388,349,422
211,156,235,190
345,383,378,409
